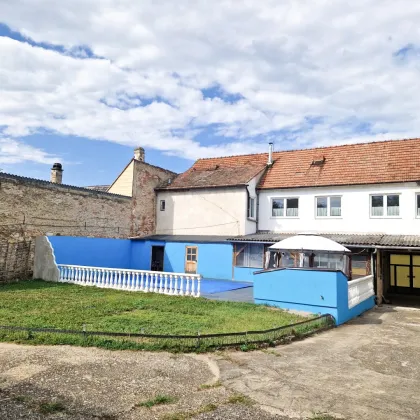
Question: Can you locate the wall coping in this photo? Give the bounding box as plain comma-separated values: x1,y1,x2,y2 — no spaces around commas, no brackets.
0,172,131,200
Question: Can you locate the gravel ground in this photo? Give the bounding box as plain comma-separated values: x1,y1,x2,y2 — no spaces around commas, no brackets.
0,343,294,420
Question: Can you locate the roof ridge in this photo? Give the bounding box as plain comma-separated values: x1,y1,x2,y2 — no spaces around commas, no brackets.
271,136,420,156
194,137,420,162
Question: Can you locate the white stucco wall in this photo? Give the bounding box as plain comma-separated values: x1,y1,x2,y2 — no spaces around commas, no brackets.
108,161,134,196
156,187,249,236
258,182,420,235
245,170,265,235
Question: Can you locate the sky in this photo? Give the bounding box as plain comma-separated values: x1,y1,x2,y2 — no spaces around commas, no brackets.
1,1,420,186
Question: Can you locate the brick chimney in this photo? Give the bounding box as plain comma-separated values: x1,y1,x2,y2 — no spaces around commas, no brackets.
50,162,63,184
134,147,145,162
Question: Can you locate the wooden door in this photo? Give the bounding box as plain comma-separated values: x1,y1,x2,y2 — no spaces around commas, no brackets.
185,246,198,274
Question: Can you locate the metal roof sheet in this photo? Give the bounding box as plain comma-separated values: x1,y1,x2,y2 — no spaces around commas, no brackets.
227,232,420,248
132,234,233,243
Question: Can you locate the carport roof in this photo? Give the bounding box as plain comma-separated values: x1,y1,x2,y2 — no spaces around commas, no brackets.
227,232,420,248
132,234,233,243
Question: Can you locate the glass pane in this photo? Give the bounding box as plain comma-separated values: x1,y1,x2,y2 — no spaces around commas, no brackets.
413,266,420,288
187,255,192,261
272,199,284,217
286,198,299,217
316,197,327,217
387,195,399,216
390,254,410,265
248,198,255,218
248,244,264,268
280,252,297,268
352,255,367,277
371,195,383,216
330,197,341,216
417,195,420,216
390,265,395,286
396,266,410,287
412,255,420,266
371,195,383,207
235,246,246,267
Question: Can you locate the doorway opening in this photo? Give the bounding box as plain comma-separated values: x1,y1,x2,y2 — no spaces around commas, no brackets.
151,246,165,271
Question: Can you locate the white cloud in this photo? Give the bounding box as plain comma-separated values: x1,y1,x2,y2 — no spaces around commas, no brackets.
0,137,60,165
1,0,420,161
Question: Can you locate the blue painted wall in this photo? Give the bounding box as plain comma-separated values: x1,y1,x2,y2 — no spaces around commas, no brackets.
254,269,375,325
130,240,166,270
48,236,132,269
49,236,235,281
162,242,233,279
131,239,234,279
234,267,258,282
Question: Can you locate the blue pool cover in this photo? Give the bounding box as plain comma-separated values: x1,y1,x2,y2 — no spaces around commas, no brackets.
200,279,252,295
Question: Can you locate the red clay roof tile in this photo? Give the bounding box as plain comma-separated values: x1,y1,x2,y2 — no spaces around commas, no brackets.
159,138,420,190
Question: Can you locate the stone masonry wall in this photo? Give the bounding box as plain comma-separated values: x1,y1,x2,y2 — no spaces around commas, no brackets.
131,160,176,237
0,174,131,282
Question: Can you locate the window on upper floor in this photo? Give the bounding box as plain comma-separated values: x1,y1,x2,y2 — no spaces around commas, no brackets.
160,200,166,211
370,194,400,217
417,194,420,218
272,197,299,217
248,197,255,219
316,196,342,217
234,243,264,268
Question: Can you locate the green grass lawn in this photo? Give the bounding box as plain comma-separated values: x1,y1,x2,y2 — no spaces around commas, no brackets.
0,280,314,351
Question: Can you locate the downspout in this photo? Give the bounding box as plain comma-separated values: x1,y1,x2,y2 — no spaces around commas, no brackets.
372,248,382,305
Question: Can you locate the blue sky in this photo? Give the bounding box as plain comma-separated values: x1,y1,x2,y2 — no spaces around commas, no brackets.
0,134,192,186
1,1,420,186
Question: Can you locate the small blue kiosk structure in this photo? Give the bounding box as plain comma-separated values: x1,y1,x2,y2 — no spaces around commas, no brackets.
253,234,375,325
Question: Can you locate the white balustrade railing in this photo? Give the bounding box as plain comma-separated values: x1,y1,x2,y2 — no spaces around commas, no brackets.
57,265,202,297
348,275,374,309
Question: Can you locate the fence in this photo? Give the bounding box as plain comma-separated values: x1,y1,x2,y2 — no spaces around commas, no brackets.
348,274,374,309
57,264,202,297
0,314,335,351
0,239,32,283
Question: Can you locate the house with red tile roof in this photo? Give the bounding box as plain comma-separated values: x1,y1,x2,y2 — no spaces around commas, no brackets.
150,138,420,304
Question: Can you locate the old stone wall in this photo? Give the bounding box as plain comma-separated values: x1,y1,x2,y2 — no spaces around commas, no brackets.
0,173,131,282
131,160,176,237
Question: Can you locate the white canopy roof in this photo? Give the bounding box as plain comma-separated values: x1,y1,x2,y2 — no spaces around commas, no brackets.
269,234,350,253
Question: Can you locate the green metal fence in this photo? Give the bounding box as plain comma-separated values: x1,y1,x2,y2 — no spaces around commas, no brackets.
0,314,335,352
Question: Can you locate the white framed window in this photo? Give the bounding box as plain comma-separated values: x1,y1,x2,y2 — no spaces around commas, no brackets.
271,198,299,217
370,194,400,217
248,197,255,219
316,196,342,217
417,194,420,218
160,200,166,211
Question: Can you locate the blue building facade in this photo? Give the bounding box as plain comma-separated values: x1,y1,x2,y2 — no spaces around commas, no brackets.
253,268,375,325
48,235,256,281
